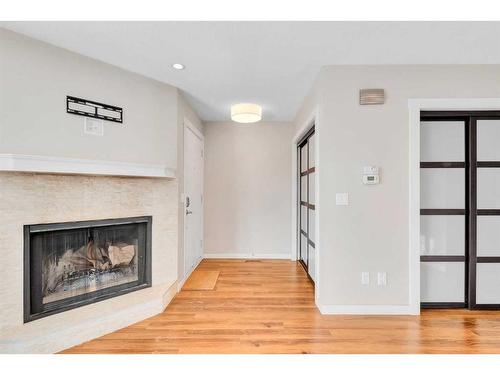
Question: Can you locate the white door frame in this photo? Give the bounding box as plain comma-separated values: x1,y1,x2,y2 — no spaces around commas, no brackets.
181,118,204,288
408,98,500,314
291,106,320,302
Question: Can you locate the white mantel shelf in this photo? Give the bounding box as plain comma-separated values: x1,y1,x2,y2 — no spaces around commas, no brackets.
0,154,176,178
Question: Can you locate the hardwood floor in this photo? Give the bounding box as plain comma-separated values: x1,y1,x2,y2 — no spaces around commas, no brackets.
62,259,500,354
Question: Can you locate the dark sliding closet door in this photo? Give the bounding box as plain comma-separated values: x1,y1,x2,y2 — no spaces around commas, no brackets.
420,117,468,307
420,111,500,309
473,118,500,308
298,127,315,282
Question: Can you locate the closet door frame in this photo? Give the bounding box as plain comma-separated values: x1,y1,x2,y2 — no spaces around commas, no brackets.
421,110,500,310
297,126,315,282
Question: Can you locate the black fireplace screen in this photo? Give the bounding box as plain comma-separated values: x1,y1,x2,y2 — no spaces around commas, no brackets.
24,217,151,322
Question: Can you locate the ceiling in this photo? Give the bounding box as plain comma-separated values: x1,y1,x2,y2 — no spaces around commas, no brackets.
2,21,500,122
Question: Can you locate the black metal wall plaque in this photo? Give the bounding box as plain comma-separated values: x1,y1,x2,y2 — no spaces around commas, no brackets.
66,96,123,123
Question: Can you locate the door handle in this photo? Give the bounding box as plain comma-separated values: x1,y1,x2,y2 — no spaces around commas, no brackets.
186,209,193,215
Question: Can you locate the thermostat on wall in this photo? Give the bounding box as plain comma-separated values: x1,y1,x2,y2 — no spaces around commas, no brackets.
363,166,379,185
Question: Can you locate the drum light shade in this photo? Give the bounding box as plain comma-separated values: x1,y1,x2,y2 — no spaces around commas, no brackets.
231,103,262,123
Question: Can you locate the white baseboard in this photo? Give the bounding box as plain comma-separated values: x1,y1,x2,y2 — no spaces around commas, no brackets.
318,304,418,315
204,252,291,260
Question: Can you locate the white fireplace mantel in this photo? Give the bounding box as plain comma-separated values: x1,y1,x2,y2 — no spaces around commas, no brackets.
0,154,176,178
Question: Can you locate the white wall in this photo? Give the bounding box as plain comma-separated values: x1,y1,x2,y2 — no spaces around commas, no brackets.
0,28,178,167
296,65,500,313
204,121,294,258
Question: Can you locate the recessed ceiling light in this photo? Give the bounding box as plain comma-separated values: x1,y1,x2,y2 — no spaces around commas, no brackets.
172,63,185,70
231,103,262,123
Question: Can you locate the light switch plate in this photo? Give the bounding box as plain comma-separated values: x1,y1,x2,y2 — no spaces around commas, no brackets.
361,272,370,285
336,192,349,205
377,272,387,286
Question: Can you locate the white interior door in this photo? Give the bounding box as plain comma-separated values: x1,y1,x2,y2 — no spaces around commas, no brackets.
184,123,204,278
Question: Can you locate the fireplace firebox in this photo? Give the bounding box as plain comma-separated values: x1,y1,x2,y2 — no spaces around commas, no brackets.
24,216,152,322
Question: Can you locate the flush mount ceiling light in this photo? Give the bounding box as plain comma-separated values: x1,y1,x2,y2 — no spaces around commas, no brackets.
172,63,185,70
230,103,262,123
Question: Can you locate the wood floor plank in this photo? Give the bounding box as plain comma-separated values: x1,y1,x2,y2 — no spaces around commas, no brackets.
61,259,500,354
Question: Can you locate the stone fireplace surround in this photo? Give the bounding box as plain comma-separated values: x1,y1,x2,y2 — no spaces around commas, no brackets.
0,171,179,353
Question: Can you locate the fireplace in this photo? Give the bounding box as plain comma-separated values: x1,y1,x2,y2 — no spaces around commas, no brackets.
24,216,152,322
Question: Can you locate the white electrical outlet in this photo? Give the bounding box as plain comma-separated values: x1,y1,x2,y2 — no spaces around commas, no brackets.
336,192,349,206
377,272,387,286
84,117,104,136
361,272,370,285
